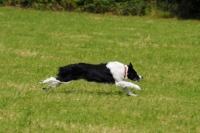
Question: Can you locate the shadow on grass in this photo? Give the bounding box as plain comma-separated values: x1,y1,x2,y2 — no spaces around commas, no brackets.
61,89,124,96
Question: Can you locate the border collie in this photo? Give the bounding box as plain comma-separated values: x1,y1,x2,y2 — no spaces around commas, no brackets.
40,61,142,96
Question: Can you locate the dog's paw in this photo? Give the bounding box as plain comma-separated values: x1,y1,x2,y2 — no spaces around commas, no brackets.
128,93,137,97
135,85,141,91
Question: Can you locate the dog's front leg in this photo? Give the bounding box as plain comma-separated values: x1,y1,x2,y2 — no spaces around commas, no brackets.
122,87,137,96
115,81,141,91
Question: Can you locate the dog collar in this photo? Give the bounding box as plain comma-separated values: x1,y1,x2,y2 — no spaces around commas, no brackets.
124,66,127,79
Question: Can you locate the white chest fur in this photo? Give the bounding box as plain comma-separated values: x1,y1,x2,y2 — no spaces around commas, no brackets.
106,61,127,82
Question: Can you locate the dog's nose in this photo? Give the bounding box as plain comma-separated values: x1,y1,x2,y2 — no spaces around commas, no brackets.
139,75,143,79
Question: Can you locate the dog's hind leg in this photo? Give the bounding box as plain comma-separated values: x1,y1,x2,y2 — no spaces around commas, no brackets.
40,77,61,90
43,81,60,90
40,77,72,90
40,77,58,84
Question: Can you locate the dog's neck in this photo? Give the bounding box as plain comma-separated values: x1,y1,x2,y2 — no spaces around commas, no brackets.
124,65,127,79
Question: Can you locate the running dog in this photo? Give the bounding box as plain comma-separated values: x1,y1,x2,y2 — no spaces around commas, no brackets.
40,61,143,96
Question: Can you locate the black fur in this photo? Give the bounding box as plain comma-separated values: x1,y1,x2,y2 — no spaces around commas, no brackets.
56,63,115,83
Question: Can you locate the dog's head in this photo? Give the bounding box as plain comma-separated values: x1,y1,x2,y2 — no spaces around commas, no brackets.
127,62,143,82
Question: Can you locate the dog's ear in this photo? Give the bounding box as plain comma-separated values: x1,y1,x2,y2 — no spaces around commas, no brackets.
129,62,133,67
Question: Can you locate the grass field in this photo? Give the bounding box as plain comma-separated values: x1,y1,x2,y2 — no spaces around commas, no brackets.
0,7,200,133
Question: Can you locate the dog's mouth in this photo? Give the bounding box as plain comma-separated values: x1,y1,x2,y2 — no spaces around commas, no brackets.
134,78,140,82
134,75,143,82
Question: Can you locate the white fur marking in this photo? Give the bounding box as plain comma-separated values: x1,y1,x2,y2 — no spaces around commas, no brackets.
106,62,127,82
40,77,71,90
115,81,141,91
40,77,58,84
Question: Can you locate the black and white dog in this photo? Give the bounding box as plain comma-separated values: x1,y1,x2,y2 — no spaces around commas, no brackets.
40,61,142,96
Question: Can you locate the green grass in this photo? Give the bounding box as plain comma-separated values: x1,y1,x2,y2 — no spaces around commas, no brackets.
0,7,200,133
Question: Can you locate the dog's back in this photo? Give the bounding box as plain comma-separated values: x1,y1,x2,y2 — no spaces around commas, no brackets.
56,63,115,83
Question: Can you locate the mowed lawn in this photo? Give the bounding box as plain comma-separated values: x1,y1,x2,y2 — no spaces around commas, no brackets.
0,7,200,133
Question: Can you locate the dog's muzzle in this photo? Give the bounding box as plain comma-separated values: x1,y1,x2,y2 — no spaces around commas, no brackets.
137,75,143,82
